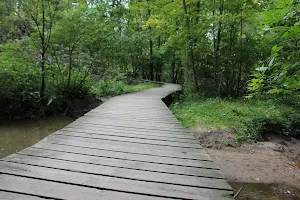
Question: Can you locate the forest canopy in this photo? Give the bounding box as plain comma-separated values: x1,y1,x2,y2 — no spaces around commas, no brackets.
0,0,299,118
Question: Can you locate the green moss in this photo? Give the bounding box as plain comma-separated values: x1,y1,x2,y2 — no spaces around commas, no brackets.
170,95,299,141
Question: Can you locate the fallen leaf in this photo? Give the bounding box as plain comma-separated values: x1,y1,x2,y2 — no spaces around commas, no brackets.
296,162,300,168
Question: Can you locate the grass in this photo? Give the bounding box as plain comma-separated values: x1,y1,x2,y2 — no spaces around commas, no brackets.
171,95,300,141
90,80,159,97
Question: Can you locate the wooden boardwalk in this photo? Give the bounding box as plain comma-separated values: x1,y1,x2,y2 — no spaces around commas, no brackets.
0,84,233,200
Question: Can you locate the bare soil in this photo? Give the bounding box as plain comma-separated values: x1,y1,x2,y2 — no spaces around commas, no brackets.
192,128,300,199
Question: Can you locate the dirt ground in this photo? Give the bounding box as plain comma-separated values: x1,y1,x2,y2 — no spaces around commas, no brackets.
193,129,300,199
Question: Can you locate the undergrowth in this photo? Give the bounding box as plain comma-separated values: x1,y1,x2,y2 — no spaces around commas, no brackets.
90,80,159,97
171,95,300,141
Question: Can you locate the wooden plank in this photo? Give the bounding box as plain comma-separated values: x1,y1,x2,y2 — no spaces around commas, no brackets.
0,162,232,199
0,191,47,200
25,143,216,169
55,130,201,148
89,107,172,111
83,115,182,125
86,112,175,118
66,124,195,140
82,115,180,121
83,112,177,119
67,123,194,138
17,147,223,178
49,134,203,153
74,119,184,129
38,136,210,162
71,121,187,133
89,108,174,113
63,127,198,143
82,117,181,124
0,174,169,200
4,154,229,189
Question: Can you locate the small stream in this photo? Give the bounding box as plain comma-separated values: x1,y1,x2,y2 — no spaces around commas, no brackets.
0,116,74,158
231,182,300,200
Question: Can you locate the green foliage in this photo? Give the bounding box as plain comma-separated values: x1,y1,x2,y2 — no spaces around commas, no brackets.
90,79,159,97
0,41,40,114
0,39,92,117
1,0,298,120
171,95,300,140
248,0,300,102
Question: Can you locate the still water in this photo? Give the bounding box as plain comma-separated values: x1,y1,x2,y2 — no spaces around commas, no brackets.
0,116,74,158
231,182,300,200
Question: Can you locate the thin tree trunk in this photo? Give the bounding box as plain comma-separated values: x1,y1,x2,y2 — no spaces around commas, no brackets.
149,38,154,81
156,36,162,81
214,0,224,97
170,53,175,83
237,17,243,96
147,6,154,81
182,0,199,91
40,0,46,99
66,49,73,94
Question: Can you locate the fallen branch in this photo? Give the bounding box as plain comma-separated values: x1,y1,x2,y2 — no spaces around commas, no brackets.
233,187,243,199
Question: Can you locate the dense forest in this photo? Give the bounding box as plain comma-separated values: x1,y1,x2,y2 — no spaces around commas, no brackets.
0,0,299,138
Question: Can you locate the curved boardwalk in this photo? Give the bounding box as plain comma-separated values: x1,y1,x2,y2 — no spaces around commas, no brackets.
0,84,233,200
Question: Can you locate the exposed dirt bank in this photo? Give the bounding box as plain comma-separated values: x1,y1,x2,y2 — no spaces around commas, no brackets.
192,129,300,199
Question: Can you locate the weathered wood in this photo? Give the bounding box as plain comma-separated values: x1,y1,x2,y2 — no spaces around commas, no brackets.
27,143,216,168
74,119,184,130
84,115,183,125
4,154,228,188
63,127,198,143
48,134,203,153
71,121,187,133
66,125,195,139
0,84,233,199
37,137,209,161
55,130,201,148
15,147,224,178
0,191,47,200
0,162,232,199
0,174,169,200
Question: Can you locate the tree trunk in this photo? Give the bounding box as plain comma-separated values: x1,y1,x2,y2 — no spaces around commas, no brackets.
156,36,162,81
170,53,175,83
40,0,46,99
214,0,224,97
182,0,199,92
149,38,154,81
237,17,243,96
66,49,73,94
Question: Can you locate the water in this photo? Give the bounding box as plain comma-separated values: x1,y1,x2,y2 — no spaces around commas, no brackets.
0,116,74,158
231,182,300,200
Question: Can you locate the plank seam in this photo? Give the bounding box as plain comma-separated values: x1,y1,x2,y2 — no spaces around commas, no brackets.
34,142,211,161
29,146,218,169
62,128,197,143
66,126,195,140
72,122,187,133
54,134,203,150
1,162,232,192
10,154,224,179
0,189,61,200
0,172,197,200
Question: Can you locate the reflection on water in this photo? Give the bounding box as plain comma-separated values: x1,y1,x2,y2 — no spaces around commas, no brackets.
0,116,74,158
231,182,300,200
